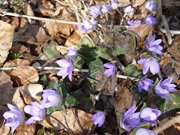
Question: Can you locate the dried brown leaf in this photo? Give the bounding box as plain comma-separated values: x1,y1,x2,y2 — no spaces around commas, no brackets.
128,24,153,40
0,124,10,135
132,0,146,7
112,83,134,113
44,22,74,38
65,30,82,47
0,72,15,105
4,59,30,67
15,124,36,135
0,21,14,65
48,108,93,134
10,66,39,85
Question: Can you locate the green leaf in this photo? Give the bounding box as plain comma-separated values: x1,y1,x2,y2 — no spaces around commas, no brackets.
64,95,80,107
43,43,59,59
74,55,85,69
78,36,95,48
89,58,103,78
112,47,127,56
96,47,112,60
124,64,141,77
161,94,180,112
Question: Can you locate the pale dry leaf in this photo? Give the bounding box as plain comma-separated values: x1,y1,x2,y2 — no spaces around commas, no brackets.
15,124,36,135
10,66,39,85
0,124,10,135
12,87,26,110
132,0,146,7
27,84,43,101
118,0,131,7
48,108,93,134
0,21,14,65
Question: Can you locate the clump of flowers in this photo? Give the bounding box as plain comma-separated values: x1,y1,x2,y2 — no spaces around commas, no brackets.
145,34,163,55
104,63,117,78
3,104,24,133
155,77,176,99
120,105,161,131
3,89,62,132
92,111,106,127
138,78,154,92
138,57,160,75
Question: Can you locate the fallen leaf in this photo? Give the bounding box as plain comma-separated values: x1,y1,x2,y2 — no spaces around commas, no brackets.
0,21,14,65
16,124,36,135
132,0,146,7
48,108,93,134
112,81,134,113
12,87,26,110
27,84,43,101
65,30,82,47
0,72,15,106
10,66,39,85
4,59,30,67
0,124,10,135
128,24,153,40
44,22,74,38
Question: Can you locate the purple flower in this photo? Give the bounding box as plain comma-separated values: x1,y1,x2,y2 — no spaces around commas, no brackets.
135,128,157,135
155,78,176,99
140,108,161,124
41,89,62,108
24,102,46,124
101,4,112,14
111,0,118,10
92,111,106,127
145,0,158,12
104,63,117,78
138,57,160,75
127,20,142,27
89,5,102,18
138,78,154,92
120,105,142,131
79,19,97,33
67,48,77,61
145,16,157,26
56,59,73,81
145,34,163,55
3,104,24,133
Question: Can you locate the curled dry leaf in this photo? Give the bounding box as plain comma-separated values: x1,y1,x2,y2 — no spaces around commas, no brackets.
0,21,14,65
10,66,39,85
48,108,93,134
128,24,153,40
16,124,36,135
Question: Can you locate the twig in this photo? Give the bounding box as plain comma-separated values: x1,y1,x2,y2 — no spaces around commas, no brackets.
154,115,180,134
0,11,80,25
0,66,139,81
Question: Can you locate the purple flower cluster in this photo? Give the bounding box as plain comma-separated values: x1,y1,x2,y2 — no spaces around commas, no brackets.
92,111,106,127
120,105,161,131
79,0,118,33
56,48,77,81
3,89,61,133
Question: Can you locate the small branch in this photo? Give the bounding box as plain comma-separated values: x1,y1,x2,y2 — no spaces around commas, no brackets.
154,115,180,134
0,11,80,25
0,66,138,81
